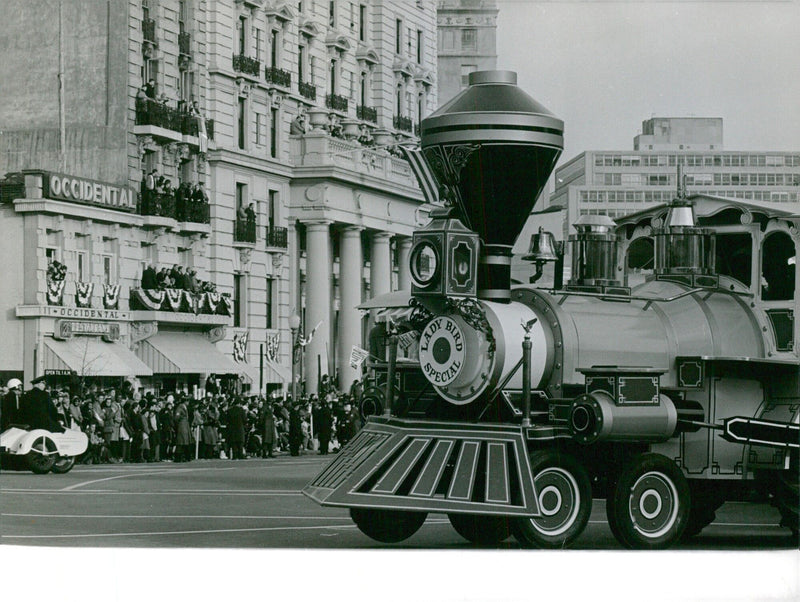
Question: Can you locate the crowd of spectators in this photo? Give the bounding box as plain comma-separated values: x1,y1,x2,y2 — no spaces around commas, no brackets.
1,375,366,465
140,264,217,294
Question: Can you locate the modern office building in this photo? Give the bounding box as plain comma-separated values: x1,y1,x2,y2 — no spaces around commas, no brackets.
436,0,498,102
0,0,439,395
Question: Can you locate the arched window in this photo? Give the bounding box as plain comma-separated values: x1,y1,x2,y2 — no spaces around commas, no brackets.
626,237,654,287
761,232,796,301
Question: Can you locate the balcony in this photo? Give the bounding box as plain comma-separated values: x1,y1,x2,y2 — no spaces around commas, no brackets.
140,189,210,224
130,287,233,322
265,226,288,249
233,54,261,78
357,105,378,124
143,18,157,44
326,93,349,112
265,66,291,88
135,98,209,145
178,31,191,56
393,115,413,133
234,218,257,244
298,81,316,101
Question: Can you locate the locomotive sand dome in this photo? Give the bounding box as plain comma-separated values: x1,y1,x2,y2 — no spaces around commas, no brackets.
419,70,563,301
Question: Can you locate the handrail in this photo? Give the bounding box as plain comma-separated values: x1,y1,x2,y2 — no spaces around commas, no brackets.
553,286,753,309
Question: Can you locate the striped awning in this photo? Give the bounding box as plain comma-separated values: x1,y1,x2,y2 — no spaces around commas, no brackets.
44,338,153,377
375,306,415,325
135,332,241,374
240,361,291,387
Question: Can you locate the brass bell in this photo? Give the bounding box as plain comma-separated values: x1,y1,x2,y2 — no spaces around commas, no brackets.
523,227,558,262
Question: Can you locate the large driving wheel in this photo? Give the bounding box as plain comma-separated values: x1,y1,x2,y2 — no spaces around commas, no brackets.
606,453,690,549
349,508,428,543
26,436,56,474
511,450,592,548
51,455,76,474
448,514,511,545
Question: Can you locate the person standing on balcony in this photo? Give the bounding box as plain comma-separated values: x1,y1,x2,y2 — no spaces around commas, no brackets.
141,264,157,290
144,79,157,99
290,113,306,135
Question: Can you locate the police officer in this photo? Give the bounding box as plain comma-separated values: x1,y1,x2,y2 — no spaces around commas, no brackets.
19,376,63,432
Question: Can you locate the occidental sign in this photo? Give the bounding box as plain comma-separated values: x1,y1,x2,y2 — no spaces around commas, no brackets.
44,172,136,211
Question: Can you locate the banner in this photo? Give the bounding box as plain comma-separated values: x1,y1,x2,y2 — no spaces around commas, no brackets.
349,346,369,370
265,332,280,362
233,331,248,363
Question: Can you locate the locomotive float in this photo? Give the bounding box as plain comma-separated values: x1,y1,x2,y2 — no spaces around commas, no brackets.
303,71,799,549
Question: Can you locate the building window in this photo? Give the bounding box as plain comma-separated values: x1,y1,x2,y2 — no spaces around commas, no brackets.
101,255,116,286
178,68,193,103
268,190,278,229
233,273,245,328
298,44,306,83
178,0,188,34
238,16,247,56
396,19,403,54
359,4,367,41
270,29,279,68
442,29,456,51
236,182,247,212
265,278,275,329
142,0,150,22
461,28,477,51
76,251,88,282
237,96,246,150
329,0,336,27
142,58,159,88
255,28,263,63
45,247,60,265
360,72,367,106
270,107,279,158
416,29,423,63
329,58,338,95
256,112,265,146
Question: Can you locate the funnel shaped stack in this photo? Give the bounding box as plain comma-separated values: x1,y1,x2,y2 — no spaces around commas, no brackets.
420,71,563,301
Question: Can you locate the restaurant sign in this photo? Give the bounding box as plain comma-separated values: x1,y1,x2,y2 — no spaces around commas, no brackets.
43,171,136,212
54,320,120,342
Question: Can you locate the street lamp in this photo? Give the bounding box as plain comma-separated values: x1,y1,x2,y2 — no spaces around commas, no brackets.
289,313,301,403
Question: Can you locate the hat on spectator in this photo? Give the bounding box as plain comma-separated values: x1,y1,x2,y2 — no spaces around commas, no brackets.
7,378,22,389
30,375,46,385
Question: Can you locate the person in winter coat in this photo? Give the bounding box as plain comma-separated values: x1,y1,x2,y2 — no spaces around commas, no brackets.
288,404,303,456
226,399,247,459
201,402,220,459
173,397,193,462
260,402,277,458
316,400,333,455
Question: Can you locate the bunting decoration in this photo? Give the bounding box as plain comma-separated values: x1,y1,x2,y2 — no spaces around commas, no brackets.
46,279,65,306
164,288,185,311
103,283,120,309
233,331,248,363
134,288,165,310
203,291,221,313
75,282,94,308
220,294,234,316
265,332,281,363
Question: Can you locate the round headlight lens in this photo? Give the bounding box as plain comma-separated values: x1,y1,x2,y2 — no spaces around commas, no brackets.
410,242,439,286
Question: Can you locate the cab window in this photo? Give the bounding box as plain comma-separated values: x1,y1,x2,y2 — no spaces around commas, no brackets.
761,232,795,301
716,233,752,287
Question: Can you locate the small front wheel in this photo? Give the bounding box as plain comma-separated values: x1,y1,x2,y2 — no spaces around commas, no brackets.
448,514,511,545
511,450,592,548
349,508,427,544
51,455,76,474
26,436,56,474
606,453,690,550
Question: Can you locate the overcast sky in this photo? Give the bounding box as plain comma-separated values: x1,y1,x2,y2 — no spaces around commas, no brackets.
496,0,800,165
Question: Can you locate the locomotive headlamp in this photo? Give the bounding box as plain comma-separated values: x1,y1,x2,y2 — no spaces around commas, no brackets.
410,241,440,287
411,207,479,299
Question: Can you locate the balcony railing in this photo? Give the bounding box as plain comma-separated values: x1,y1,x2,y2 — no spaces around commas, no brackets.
325,93,349,112
265,226,288,249
135,98,207,137
393,115,413,133
235,218,257,243
357,105,378,124
298,81,316,100
178,31,191,56
265,66,291,87
143,18,156,44
233,54,261,78
140,188,210,224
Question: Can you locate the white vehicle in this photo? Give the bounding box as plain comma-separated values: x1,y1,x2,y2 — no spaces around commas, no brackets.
0,426,88,474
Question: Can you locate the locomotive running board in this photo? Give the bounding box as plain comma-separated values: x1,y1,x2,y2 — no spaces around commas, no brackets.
303,416,541,517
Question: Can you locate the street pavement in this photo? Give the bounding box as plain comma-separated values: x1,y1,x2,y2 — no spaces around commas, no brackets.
1,453,796,550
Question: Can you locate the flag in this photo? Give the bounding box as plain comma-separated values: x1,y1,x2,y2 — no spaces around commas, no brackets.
349,346,370,370
233,331,248,363
198,117,208,153
265,332,280,362
299,321,322,347
398,145,440,205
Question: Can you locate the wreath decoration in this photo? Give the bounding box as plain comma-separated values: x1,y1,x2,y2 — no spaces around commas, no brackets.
103,284,120,309
47,260,67,282
75,282,94,308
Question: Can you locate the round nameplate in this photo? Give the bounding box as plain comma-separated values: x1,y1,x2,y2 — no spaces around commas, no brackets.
418,316,466,386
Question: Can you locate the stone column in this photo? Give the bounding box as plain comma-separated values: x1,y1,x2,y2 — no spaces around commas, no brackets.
337,226,363,391
304,220,331,396
370,232,392,298
396,236,413,291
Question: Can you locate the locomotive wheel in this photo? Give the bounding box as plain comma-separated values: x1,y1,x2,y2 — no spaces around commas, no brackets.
349,508,427,544
681,483,725,540
51,455,76,474
606,453,690,550
26,436,56,474
511,450,592,548
448,514,511,545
